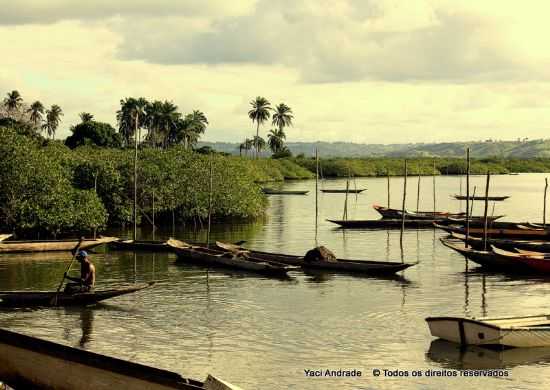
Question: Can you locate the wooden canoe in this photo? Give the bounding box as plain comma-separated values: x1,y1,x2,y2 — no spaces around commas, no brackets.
0,234,12,242
327,219,436,228
453,195,510,201
0,236,119,253
434,223,550,239
0,328,243,390
320,189,366,194
450,232,550,252
491,246,550,274
261,188,309,195
109,239,172,251
426,314,550,347
372,205,504,222
0,283,154,308
215,242,416,275
167,240,296,278
439,238,532,272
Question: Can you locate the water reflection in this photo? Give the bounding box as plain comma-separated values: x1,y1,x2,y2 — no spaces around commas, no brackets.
427,339,550,369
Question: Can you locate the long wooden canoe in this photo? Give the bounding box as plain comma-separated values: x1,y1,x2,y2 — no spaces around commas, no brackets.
320,189,366,194
0,234,12,242
167,240,296,278
0,283,154,307
453,195,510,201
373,205,504,222
215,242,416,275
0,328,243,390
109,239,172,251
327,219,436,228
0,236,118,253
434,223,550,239
261,188,309,195
450,232,550,252
426,314,550,347
491,246,550,274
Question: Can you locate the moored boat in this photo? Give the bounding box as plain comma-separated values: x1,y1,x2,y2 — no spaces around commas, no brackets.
215,242,416,275
0,283,154,308
453,195,510,201
373,205,504,222
0,236,119,253
0,234,12,242
491,246,550,274
327,219,436,228
109,239,172,251
320,189,366,194
434,223,550,239
426,314,550,347
262,188,308,195
0,327,243,390
450,232,550,252
167,240,296,278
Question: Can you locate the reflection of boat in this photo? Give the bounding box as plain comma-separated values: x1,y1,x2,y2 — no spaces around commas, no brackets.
109,239,172,251
0,234,12,241
0,236,118,253
373,205,503,222
0,283,154,308
262,188,308,195
427,339,550,369
215,242,416,275
453,195,510,201
0,328,242,390
321,189,365,194
167,240,296,278
426,314,550,347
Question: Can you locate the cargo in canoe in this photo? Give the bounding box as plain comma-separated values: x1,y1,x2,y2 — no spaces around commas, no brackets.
0,282,154,308
215,242,416,275
320,189,366,194
0,328,243,390
167,240,296,278
0,236,118,253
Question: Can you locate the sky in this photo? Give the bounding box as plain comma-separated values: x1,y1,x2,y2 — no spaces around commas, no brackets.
2,0,550,143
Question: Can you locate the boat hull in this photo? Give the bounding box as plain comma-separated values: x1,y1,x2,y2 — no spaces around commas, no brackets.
0,236,118,253
435,224,550,240
109,240,172,251
321,189,365,194
327,219,436,228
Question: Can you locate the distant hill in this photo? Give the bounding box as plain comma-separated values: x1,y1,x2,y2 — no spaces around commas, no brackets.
198,139,550,158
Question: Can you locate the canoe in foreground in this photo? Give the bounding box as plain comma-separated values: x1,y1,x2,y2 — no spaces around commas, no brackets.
215,242,416,275
109,239,172,251
0,282,154,307
0,234,12,242
327,219,436,228
167,240,296,278
320,189,366,194
491,246,550,274
262,188,309,195
453,195,510,201
426,314,550,347
0,328,243,390
0,236,119,253
434,223,550,239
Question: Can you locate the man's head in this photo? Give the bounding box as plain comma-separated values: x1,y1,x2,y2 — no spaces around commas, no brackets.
76,250,88,262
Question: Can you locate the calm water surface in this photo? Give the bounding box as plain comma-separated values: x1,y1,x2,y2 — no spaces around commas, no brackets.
1,173,550,389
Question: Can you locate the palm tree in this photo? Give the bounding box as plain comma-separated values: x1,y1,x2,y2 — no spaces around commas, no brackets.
158,101,181,148
42,105,63,139
79,112,94,122
267,128,286,153
248,96,271,158
3,90,23,118
27,101,44,128
145,100,163,147
117,97,149,146
253,136,266,156
272,103,293,134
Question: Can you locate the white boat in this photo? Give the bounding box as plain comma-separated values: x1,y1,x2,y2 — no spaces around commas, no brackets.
426,314,550,347
0,234,11,242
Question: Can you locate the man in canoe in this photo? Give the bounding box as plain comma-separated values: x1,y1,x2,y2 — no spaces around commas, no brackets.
64,250,96,293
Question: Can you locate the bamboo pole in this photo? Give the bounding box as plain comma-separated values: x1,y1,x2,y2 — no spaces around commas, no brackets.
343,178,350,220
387,168,391,208
544,178,548,227
433,160,436,215
470,186,476,217
401,160,408,240
152,190,155,241
483,171,491,251
133,112,139,241
315,148,319,241
206,158,214,248
465,148,470,248
416,174,421,213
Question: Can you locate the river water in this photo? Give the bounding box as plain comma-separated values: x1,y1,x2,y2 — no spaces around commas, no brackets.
1,173,550,389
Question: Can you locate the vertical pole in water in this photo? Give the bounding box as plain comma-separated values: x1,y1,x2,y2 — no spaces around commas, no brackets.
544,178,548,227
465,148,470,248
206,157,213,248
343,178,350,220
400,160,408,243
483,171,491,251
387,168,391,208
416,174,421,213
152,190,155,241
315,148,319,243
470,186,477,217
433,160,436,215
133,112,139,242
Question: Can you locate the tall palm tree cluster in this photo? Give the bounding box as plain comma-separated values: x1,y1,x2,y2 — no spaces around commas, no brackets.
244,97,293,158
1,90,63,139
117,97,208,149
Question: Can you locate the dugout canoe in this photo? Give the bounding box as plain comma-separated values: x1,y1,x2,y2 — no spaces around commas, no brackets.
261,188,309,195
491,246,550,274
320,189,366,194
215,241,416,275
0,328,243,390
453,195,510,201
167,240,296,278
450,232,550,252
434,223,550,239
0,236,118,253
0,234,11,242
327,218,436,228
109,239,172,251
426,314,550,347
0,282,154,308
373,205,504,222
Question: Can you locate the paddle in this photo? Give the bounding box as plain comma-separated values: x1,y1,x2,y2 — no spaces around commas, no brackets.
51,237,84,306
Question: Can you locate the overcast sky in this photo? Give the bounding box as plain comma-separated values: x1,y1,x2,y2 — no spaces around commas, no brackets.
2,0,550,143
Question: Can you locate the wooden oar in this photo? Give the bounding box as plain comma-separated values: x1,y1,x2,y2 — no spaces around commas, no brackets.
51,238,84,306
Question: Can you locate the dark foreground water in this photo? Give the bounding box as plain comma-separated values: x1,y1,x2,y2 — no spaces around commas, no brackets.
1,173,550,389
